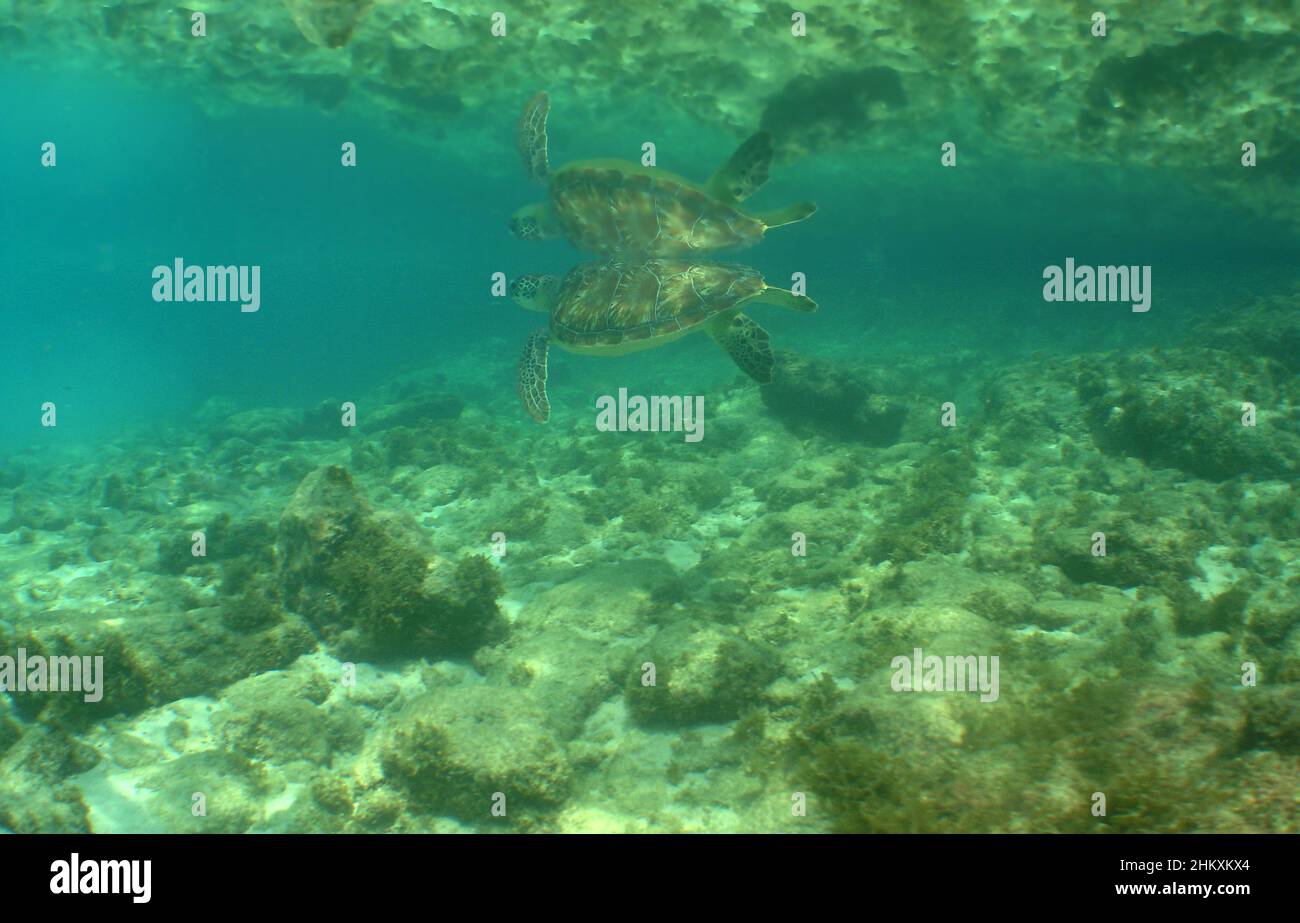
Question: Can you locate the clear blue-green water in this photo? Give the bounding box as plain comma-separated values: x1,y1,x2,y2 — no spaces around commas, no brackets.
5,69,1295,447
1,4,1298,836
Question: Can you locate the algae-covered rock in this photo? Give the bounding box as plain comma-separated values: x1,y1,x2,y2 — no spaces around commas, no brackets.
866,447,976,564
979,356,1093,452
472,628,629,739
156,512,276,575
624,623,780,726
0,460,25,489
206,406,305,445
367,395,464,432
100,473,131,510
12,604,316,726
0,726,96,833
1243,587,1300,649
761,350,908,445
277,465,506,659
1192,292,1300,377
380,686,571,822
0,489,73,532
793,673,1254,833
79,750,270,834
309,772,355,816
350,786,408,831
881,560,1039,628
282,0,375,49
216,670,359,766
292,392,462,440
1243,685,1300,754
854,604,1004,677
1032,505,1203,592
756,453,861,512
0,695,22,758
1172,582,1252,637
1076,348,1300,481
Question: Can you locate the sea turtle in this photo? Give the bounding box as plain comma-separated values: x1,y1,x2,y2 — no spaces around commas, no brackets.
510,258,817,423
510,92,816,256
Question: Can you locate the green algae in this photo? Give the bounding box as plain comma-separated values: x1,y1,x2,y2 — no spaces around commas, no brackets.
792,672,1275,833
868,447,976,564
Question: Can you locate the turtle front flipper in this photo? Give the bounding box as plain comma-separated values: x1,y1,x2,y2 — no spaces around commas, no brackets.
517,331,551,422
758,200,817,231
707,132,773,204
517,91,551,183
709,313,773,384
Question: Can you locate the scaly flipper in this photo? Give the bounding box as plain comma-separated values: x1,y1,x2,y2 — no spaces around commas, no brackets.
517,331,551,422
709,313,773,384
758,285,817,313
517,92,551,183
707,132,774,204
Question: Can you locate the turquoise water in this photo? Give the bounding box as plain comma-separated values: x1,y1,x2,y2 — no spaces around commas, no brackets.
1,3,1298,834
4,70,1295,446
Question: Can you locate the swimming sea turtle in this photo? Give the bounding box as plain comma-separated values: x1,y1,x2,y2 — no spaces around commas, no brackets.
510,92,816,256
510,259,817,422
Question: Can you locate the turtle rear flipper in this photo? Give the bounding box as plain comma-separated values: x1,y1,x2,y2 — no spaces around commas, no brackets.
517,331,551,422
517,92,551,183
707,132,773,204
709,313,773,384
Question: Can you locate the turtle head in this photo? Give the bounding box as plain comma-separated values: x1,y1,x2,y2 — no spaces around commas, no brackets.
509,202,561,242
509,274,560,312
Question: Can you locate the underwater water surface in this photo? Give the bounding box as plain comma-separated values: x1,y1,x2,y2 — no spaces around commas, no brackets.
1,1,1298,837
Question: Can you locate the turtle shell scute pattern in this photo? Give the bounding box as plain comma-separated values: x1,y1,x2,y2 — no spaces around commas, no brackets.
550,166,764,256
550,259,765,348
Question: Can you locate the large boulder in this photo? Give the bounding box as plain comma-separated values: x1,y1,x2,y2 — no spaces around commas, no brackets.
380,686,571,822
277,466,505,660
